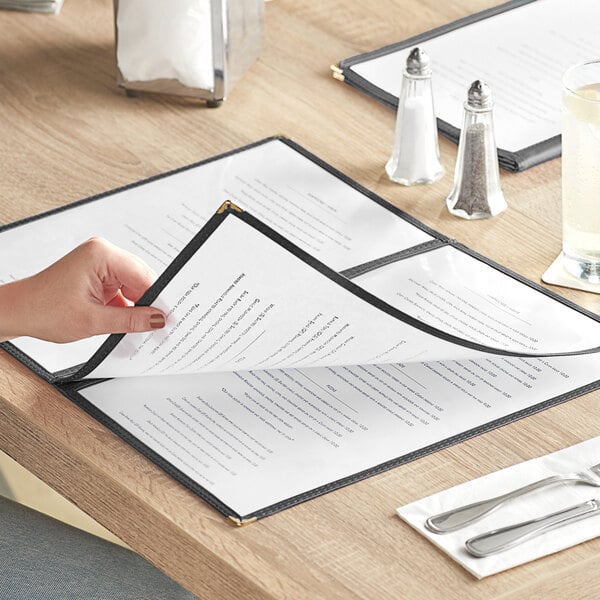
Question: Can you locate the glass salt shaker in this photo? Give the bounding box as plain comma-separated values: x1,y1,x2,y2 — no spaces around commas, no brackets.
385,47,444,186
446,80,507,219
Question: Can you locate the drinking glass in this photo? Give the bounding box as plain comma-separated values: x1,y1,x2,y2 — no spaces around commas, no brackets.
562,60,600,282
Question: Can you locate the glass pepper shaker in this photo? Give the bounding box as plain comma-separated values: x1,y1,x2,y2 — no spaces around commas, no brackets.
385,47,444,186
446,80,507,219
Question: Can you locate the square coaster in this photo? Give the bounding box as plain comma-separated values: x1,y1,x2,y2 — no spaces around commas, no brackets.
542,254,600,294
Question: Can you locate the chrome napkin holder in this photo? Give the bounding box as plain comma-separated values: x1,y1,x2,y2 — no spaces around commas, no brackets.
113,0,264,106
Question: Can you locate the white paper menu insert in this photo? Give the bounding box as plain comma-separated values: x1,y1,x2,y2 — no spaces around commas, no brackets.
351,0,600,151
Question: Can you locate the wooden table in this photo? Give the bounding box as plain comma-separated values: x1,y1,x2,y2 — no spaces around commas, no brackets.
1,1,599,598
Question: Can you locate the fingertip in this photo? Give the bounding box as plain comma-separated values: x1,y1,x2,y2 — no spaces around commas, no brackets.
150,312,166,329
90,306,167,335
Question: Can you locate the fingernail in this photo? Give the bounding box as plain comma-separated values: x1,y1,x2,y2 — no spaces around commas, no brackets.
150,313,165,329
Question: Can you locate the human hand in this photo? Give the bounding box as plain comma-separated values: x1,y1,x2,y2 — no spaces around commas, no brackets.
0,237,166,343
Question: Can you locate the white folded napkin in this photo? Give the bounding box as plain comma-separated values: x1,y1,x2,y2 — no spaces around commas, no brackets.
116,0,214,90
397,436,600,578
542,253,600,294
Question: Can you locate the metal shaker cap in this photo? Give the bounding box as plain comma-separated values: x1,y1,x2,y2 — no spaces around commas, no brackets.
405,47,431,76
467,80,492,109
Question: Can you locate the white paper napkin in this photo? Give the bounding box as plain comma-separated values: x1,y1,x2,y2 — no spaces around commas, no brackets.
542,253,600,294
116,0,214,90
397,436,600,579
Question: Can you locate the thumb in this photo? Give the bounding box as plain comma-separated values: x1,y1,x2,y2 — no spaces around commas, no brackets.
88,305,166,336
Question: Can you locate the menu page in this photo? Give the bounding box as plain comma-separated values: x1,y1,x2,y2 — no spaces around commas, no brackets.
82,214,490,380
350,0,600,151
353,245,600,355
81,212,600,381
79,351,600,517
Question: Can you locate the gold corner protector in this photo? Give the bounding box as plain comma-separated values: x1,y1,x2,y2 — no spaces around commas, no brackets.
228,515,258,527
217,200,243,214
330,64,345,81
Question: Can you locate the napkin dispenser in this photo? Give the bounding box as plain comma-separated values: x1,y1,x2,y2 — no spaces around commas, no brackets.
113,0,264,106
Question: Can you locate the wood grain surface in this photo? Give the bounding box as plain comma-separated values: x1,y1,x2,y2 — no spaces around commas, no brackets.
0,1,599,598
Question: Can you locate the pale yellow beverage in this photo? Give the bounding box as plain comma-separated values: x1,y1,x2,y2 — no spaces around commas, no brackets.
562,74,600,282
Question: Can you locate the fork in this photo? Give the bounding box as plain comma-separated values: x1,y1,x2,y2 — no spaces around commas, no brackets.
425,462,600,534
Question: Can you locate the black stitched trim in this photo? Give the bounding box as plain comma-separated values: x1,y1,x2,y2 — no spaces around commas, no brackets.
340,239,447,279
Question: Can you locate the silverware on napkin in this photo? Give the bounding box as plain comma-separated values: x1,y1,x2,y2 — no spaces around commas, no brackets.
464,498,600,557
425,461,600,533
